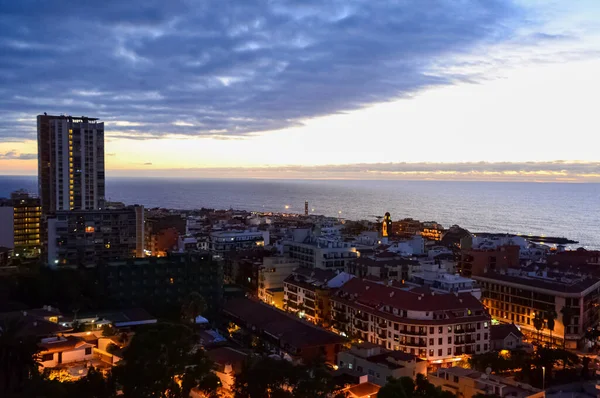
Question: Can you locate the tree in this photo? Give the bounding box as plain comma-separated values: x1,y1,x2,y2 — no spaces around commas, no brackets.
377,375,454,398
294,359,338,398
532,312,545,345
112,323,216,398
181,292,207,324
560,306,574,348
0,317,41,397
233,356,296,398
546,311,557,348
376,377,409,398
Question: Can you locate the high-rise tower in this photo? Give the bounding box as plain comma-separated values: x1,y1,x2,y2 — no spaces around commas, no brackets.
37,115,105,214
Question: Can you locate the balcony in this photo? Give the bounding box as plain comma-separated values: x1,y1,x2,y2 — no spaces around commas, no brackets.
405,339,427,348
378,332,387,339
355,312,370,322
454,328,466,334
378,321,388,329
400,329,427,336
354,322,369,332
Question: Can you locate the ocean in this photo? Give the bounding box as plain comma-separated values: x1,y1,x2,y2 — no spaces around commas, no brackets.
1,175,599,249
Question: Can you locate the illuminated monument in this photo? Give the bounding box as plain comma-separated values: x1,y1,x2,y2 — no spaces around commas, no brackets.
382,212,392,237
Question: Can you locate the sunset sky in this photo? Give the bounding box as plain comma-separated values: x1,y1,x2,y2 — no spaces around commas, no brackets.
1,0,599,181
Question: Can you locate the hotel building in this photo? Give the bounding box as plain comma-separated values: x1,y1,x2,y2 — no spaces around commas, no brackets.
0,191,42,258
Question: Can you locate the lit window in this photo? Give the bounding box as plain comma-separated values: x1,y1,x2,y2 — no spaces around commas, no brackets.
85,226,95,233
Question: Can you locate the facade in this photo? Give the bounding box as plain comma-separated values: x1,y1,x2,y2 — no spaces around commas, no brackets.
409,271,482,300
209,230,269,254
346,256,416,282
39,336,96,369
98,251,223,313
47,206,144,267
0,191,42,258
476,270,600,348
37,114,105,214
429,367,543,398
330,278,492,364
283,269,353,326
223,297,345,364
421,222,444,241
258,256,300,307
457,245,520,277
285,236,358,270
337,343,427,386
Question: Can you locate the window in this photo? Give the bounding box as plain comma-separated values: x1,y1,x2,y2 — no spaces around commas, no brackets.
477,334,480,340
453,376,459,383
484,321,489,329
339,361,344,367
42,353,54,362
348,363,353,370
438,349,442,356
85,347,92,355
448,348,452,355
448,326,452,332
429,349,434,357
448,337,452,344
429,327,434,334
476,345,480,351
438,338,442,345
484,333,488,340
368,369,374,376
484,344,488,351
477,322,481,330
438,326,443,334
358,366,363,372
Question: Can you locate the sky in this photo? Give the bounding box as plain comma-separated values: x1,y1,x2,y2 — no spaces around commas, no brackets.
1,0,599,181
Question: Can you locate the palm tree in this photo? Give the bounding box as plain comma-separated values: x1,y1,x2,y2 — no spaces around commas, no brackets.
181,292,207,324
560,306,574,348
532,313,545,345
546,311,557,348
0,318,41,396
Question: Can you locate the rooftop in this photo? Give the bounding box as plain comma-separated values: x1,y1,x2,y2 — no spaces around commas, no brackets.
223,298,345,349
474,271,600,294
490,323,524,341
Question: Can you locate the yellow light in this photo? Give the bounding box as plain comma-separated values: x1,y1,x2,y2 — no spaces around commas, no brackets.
285,205,290,209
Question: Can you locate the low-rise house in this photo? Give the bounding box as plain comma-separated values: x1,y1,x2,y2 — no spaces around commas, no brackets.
490,323,524,351
337,343,426,386
429,367,543,398
223,297,345,364
39,336,95,368
205,347,248,391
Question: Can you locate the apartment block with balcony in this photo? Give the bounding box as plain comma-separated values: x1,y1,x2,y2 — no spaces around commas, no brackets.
330,278,491,364
476,269,600,349
284,236,358,270
47,205,144,267
283,268,353,326
0,191,42,259
457,245,520,277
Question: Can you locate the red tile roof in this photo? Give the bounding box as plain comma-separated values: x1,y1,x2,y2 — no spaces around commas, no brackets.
335,278,484,313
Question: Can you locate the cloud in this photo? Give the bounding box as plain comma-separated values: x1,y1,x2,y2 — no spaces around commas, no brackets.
108,161,600,182
0,150,36,160
0,0,529,140
143,162,153,166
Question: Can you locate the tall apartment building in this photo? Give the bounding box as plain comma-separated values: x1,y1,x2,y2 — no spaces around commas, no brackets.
330,278,491,364
37,114,105,214
0,191,42,258
284,232,358,271
258,256,300,308
476,270,600,349
47,206,144,267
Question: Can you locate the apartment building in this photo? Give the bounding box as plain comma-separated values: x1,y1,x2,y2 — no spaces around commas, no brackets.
0,191,41,258
283,268,353,326
476,269,600,349
209,230,269,254
37,114,105,213
284,234,358,270
258,256,300,308
346,255,417,282
330,278,491,364
47,206,144,267
457,245,520,277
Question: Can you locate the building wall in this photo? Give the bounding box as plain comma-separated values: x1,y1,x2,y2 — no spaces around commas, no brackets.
258,257,299,304
40,346,94,368
0,207,14,248
337,351,426,386
458,245,520,277
286,241,357,270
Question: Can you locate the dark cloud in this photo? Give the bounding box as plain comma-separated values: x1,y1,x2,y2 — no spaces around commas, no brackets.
0,150,36,160
0,0,524,140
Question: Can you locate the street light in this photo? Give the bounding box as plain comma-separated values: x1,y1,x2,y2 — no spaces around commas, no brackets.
542,366,545,390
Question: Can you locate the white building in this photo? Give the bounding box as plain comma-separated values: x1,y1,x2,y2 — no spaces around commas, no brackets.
284,235,358,271
39,336,95,368
409,272,482,300
330,278,491,364
387,236,425,256
209,230,270,253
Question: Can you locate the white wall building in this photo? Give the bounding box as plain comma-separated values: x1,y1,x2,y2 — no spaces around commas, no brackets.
209,230,270,253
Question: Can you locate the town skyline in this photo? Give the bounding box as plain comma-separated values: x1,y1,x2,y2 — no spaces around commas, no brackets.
1,1,600,181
